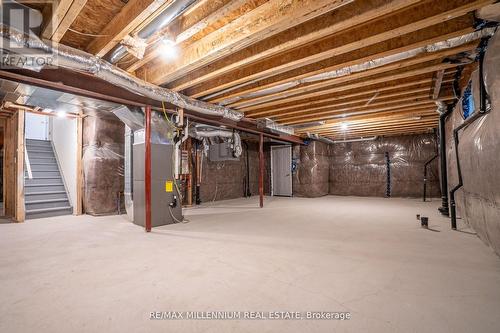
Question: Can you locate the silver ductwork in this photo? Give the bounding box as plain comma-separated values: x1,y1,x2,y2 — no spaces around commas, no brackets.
256,118,295,135
0,25,244,122
306,133,335,145
108,0,197,64
332,136,378,144
190,124,242,158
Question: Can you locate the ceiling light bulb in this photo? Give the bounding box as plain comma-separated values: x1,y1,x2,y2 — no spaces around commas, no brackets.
57,111,66,118
159,38,177,59
340,122,349,131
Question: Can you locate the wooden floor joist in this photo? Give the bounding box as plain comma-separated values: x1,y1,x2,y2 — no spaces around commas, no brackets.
167,0,424,92
187,0,488,99
85,0,174,57
141,0,351,85
14,0,496,140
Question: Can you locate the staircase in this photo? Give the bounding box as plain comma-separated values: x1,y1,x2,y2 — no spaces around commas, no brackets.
25,139,72,219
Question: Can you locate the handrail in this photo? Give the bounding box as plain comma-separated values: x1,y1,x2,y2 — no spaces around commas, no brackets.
24,140,33,180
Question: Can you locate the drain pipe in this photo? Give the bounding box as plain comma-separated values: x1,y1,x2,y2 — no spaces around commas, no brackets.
449,38,491,229
437,102,453,216
243,141,251,197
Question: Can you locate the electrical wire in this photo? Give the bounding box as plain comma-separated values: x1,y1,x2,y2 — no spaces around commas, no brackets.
68,28,110,37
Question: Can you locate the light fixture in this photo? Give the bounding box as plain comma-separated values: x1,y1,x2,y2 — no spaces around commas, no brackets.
340,122,349,131
159,37,177,59
57,111,66,118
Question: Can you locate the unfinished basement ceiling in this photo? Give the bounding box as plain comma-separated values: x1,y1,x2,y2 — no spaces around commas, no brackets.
28,0,498,139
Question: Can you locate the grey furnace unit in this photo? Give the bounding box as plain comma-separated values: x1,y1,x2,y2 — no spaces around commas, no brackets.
133,133,183,227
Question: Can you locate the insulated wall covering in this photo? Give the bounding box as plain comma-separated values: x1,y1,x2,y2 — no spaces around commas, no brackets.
292,141,330,197
445,31,500,255
329,134,440,198
199,142,271,202
82,115,125,215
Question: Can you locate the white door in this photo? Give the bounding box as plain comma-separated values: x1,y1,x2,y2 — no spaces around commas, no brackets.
271,145,292,196
25,113,49,140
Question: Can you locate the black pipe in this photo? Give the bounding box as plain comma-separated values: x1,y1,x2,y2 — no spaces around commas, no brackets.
194,140,201,205
385,152,391,197
437,104,453,216
449,37,490,229
243,141,251,197
423,153,438,202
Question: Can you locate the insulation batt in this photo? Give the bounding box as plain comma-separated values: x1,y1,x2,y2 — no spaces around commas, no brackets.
330,133,440,197
445,30,500,256
292,141,330,197
82,116,125,215
291,134,439,198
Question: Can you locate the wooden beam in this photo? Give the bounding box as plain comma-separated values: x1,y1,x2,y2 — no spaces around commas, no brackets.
208,29,472,104
296,106,436,132
231,39,474,109
246,78,435,114
247,80,453,117
16,110,25,222
189,1,486,98
319,123,439,137
86,0,173,57
319,121,439,135
126,0,260,72
326,128,436,140
142,0,352,84
238,62,459,112
168,0,423,91
248,90,435,119
432,70,445,99
268,93,438,120
312,116,439,134
43,0,88,42
282,100,440,124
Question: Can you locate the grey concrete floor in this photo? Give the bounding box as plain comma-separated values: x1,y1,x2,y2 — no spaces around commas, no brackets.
1,196,499,333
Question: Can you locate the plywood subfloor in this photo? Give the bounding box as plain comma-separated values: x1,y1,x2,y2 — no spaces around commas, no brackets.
0,196,499,332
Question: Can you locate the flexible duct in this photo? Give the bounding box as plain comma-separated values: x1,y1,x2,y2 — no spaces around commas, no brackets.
108,0,197,63
0,25,244,122
190,125,242,158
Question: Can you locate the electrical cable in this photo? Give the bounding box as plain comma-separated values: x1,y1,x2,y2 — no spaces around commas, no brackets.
68,28,110,37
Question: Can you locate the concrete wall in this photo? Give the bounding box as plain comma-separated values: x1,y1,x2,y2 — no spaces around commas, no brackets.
445,31,500,256
51,117,77,208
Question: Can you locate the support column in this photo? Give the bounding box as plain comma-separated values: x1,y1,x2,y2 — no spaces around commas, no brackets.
16,110,25,222
145,105,152,232
75,114,83,215
259,133,264,208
